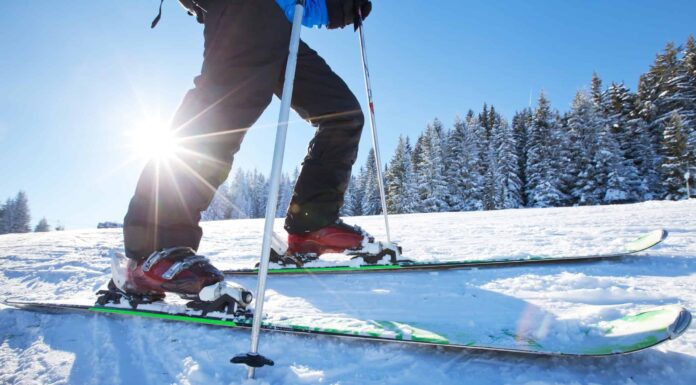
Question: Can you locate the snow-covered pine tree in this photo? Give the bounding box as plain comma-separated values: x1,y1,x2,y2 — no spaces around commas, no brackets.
446,116,472,211
14,192,31,233
602,82,643,202
34,217,50,232
399,137,419,213
591,72,605,108
228,169,252,219
202,181,232,221
492,118,523,208
480,104,491,141
464,111,487,210
678,36,696,194
653,43,683,127
339,175,355,217
385,135,417,213
0,199,9,234
587,79,633,204
566,90,602,205
647,43,683,198
248,170,268,218
340,173,363,216
512,109,532,206
0,192,31,234
550,111,573,206
411,132,428,211
636,73,665,198
661,112,690,199
482,110,502,210
482,143,497,210
526,92,564,207
595,117,631,204
276,170,295,218
361,149,382,215
422,119,450,212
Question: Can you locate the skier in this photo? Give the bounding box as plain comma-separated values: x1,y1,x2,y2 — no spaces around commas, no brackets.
108,0,390,306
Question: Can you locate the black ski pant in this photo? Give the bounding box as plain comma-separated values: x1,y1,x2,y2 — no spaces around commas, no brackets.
123,0,363,260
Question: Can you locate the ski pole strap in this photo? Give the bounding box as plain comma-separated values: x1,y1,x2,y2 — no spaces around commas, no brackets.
151,0,164,28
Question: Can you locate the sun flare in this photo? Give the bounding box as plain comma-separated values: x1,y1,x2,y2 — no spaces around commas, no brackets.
127,117,180,161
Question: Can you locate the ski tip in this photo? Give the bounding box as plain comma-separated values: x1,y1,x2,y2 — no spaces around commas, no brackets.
659,229,669,241
669,308,692,339
625,229,669,253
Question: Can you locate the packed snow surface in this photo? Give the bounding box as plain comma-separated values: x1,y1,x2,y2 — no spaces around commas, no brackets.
1,200,696,384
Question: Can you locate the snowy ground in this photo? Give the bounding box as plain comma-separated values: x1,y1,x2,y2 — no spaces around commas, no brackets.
1,200,695,385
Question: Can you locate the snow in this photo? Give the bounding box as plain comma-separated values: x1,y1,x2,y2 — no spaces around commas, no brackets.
2,200,696,384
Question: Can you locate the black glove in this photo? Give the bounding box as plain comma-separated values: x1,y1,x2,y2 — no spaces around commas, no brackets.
327,0,372,30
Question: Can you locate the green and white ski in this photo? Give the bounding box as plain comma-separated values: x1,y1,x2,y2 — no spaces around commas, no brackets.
223,229,668,275
4,296,690,356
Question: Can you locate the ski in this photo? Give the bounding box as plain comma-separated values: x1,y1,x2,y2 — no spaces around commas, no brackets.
223,229,668,275
3,297,690,356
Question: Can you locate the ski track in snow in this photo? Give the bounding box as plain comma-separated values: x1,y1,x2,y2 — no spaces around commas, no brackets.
1,200,696,384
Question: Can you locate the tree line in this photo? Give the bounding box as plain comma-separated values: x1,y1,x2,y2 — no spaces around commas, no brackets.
204,36,696,220
0,191,59,234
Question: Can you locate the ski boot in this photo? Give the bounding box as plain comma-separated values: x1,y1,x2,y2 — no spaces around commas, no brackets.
270,219,403,267
97,247,253,315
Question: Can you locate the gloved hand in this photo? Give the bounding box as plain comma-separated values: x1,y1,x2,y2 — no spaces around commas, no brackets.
327,0,372,30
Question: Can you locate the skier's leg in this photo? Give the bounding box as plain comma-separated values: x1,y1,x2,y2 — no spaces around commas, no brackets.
281,41,365,234
123,0,293,262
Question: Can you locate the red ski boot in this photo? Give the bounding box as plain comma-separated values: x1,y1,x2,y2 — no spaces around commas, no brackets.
279,220,402,266
98,247,252,314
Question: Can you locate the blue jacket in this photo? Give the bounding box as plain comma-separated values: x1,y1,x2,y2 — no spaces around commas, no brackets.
275,0,329,28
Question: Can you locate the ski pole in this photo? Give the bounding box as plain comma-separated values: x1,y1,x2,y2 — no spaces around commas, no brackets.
357,18,396,251
230,0,305,379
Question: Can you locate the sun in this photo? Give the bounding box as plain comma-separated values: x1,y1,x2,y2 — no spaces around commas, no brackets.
126,117,181,161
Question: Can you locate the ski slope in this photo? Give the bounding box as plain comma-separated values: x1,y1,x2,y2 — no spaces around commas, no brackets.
1,200,695,385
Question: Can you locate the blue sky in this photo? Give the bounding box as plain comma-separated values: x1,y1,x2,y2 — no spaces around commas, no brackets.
0,1,693,230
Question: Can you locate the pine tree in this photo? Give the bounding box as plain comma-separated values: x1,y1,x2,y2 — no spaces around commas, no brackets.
464,111,487,210
678,36,696,193
385,136,418,213
526,92,564,207
566,90,601,204
446,116,474,211
228,169,251,219
646,43,683,198
661,112,690,199
202,181,232,221
361,149,382,215
341,174,363,217
248,170,268,218
595,120,631,203
492,118,523,208
277,170,295,218
636,72,665,198
34,217,51,232
653,43,682,126
1,192,32,233
0,199,9,234
411,132,428,211
591,72,604,107
602,82,643,202
421,119,450,212
512,109,532,206
400,137,419,213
